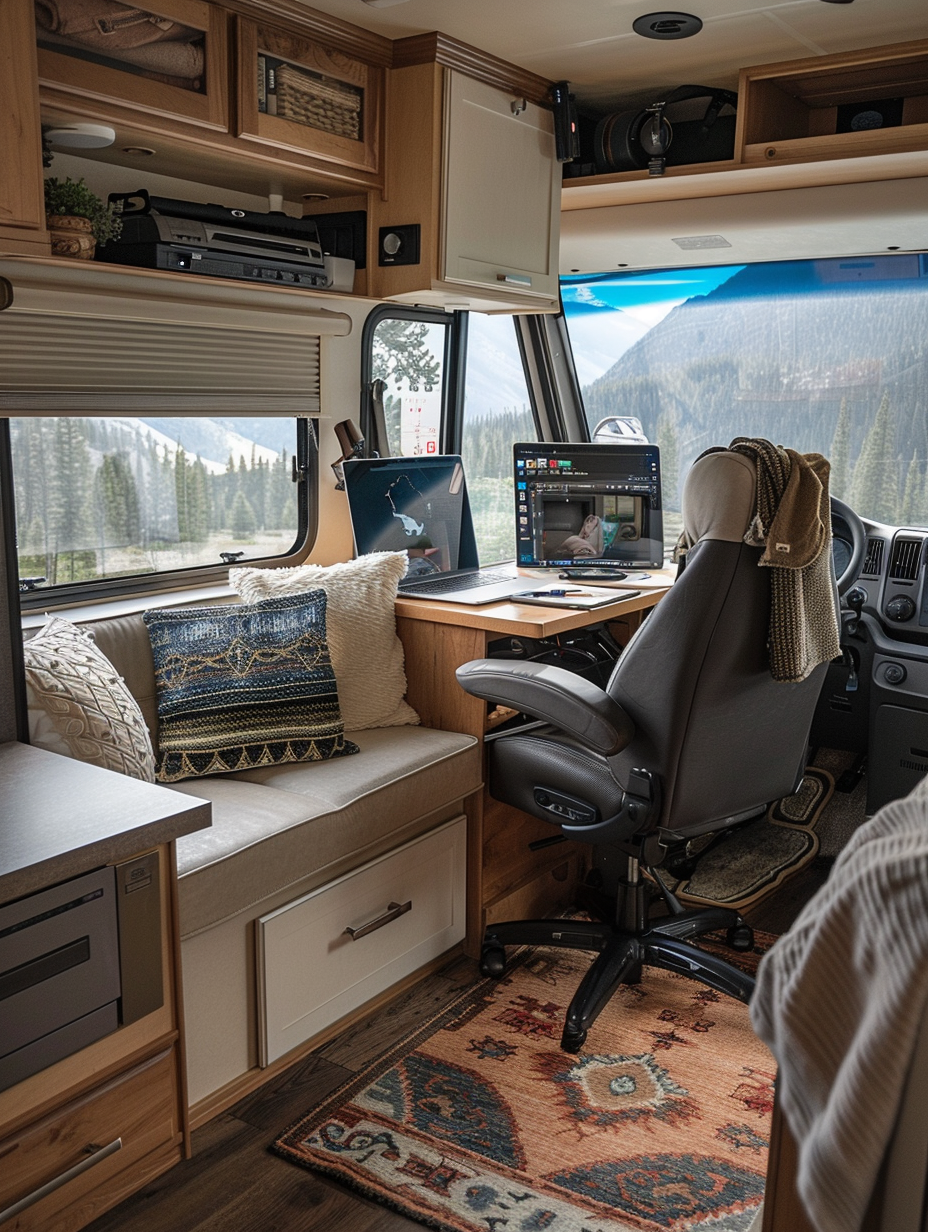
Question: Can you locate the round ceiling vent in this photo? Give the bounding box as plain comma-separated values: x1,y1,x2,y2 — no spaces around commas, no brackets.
632,12,703,39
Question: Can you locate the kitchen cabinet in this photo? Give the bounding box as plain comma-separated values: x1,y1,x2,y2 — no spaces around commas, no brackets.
0,743,210,1232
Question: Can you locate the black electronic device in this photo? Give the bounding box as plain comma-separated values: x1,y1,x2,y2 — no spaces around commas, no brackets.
100,188,330,287
515,441,664,570
551,81,581,163
593,85,737,176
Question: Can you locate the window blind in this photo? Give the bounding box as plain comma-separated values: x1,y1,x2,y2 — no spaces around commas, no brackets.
0,259,351,416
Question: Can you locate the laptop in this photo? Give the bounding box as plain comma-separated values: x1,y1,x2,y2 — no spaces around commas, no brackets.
342,454,528,604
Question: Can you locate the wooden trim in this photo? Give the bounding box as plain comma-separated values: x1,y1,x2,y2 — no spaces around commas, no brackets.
391,32,553,107
223,0,393,66
166,843,193,1161
187,942,465,1128
739,37,928,87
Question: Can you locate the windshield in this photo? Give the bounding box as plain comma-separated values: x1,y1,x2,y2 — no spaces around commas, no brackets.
561,255,928,546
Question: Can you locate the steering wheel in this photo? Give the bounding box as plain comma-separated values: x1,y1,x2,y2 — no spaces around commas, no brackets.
830,496,866,599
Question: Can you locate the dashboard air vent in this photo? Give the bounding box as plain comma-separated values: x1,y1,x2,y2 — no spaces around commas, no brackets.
862,538,885,576
888,536,924,581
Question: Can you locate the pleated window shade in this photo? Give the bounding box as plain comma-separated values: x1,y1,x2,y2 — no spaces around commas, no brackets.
0,260,352,416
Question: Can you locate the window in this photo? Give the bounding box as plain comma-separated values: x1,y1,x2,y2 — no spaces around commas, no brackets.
460,313,536,563
10,416,309,594
561,255,928,539
369,311,450,457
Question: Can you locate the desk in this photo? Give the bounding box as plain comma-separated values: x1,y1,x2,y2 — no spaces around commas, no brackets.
394,574,673,954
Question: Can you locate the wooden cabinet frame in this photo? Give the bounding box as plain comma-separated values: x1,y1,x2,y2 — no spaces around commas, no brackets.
234,16,381,176
36,0,229,132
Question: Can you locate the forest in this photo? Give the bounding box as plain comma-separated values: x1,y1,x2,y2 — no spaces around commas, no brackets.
578,265,928,526
11,417,297,585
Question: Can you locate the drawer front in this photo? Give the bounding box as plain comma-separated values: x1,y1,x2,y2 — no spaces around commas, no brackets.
257,816,466,1066
0,1048,179,1231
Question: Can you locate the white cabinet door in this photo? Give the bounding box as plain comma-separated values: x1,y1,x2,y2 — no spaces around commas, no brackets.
441,71,560,305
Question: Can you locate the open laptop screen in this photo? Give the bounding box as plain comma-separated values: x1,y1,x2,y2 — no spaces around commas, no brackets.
514,442,664,569
342,454,480,578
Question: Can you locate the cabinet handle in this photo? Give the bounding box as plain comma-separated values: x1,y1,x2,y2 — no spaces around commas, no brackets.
344,900,412,941
497,273,532,287
0,1138,123,1225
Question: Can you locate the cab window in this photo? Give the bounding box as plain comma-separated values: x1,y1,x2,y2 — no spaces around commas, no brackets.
561,254,928,534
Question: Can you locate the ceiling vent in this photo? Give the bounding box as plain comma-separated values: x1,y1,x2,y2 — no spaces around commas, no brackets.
861,537,885,576
888,536,924,581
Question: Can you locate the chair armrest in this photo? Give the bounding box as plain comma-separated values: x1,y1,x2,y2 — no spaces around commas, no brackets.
456,659,635,756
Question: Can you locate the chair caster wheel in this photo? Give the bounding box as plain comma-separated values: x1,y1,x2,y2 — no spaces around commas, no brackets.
726,924,754,952
561,1028,587,1054
480,946,506,978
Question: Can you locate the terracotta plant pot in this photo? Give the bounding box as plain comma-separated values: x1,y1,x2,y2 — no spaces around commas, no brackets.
47,215,96,260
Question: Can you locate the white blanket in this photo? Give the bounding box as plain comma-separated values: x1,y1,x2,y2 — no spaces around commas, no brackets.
750,774,928,1232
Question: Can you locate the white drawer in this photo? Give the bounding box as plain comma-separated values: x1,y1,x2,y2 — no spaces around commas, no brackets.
256,816,466,1066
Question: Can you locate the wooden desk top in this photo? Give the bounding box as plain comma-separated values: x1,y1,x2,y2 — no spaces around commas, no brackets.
395,568,675,637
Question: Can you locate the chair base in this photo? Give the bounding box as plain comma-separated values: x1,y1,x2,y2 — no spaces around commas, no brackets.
482,907,756,1053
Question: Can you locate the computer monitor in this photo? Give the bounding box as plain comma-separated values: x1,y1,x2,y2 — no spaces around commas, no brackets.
514,441,664,569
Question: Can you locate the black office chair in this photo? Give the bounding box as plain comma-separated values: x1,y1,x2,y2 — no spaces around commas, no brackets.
457,446,838,1053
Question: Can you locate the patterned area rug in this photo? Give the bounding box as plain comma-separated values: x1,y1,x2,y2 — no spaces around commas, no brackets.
673,768,835,912
273,936,775,1231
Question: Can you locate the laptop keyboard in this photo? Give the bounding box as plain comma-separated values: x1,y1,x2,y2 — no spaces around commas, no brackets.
403,568,515,595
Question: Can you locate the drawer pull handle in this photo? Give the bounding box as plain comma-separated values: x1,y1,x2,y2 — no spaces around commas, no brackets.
497,273,532,287
0,1137,122,1225
344,900,412,941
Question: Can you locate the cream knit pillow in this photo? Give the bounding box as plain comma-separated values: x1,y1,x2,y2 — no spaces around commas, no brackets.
24,617,156,782
230,552,418,730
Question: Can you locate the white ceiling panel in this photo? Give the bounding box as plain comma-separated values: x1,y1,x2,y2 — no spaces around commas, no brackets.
296,0,928,115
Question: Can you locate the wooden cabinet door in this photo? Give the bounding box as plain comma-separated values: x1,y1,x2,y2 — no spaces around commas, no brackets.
0,0,48,254
441,71,559,305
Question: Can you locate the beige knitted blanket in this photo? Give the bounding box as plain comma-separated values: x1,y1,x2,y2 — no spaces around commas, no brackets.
677,439,840,682
751,775,928,1232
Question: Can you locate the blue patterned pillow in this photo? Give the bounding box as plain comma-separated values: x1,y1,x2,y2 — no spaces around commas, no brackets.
143,590,358,783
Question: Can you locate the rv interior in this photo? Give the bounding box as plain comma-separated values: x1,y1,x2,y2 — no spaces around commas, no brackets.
2,0,928,1228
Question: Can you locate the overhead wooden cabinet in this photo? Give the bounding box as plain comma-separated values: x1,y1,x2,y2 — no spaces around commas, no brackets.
372,57,560,312
235,18,381,179
36,0,229,134
0,0,49,255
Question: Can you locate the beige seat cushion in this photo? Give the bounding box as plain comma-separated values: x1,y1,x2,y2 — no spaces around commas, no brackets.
171,726,481,936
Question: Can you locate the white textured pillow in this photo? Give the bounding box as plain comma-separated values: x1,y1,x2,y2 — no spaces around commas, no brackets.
230,552,418,730
24,617,156,782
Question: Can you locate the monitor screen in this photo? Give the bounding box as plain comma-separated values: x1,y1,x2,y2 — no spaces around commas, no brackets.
514,442,664,569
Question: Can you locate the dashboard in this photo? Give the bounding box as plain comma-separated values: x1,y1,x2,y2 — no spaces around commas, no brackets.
823,509,928,816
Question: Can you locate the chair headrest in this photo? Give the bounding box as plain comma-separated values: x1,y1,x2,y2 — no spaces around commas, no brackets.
682,450,757,545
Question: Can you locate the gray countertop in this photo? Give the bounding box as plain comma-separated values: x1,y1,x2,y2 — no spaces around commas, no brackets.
0,742,211,903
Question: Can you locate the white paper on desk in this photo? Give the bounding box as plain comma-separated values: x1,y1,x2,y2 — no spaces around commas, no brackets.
512,589,641,610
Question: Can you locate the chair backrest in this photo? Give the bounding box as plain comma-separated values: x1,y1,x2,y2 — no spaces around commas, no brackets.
606,449,833,834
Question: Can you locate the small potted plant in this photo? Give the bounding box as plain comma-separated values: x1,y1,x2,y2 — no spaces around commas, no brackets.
43,177,122,260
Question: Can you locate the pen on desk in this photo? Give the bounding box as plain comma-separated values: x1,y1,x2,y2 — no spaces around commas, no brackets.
522,588,584,596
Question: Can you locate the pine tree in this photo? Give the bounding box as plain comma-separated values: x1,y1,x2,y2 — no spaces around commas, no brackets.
656,412,680,510
829,397,850,500
900,453,924,525
230,491,257,539
848,392,898,523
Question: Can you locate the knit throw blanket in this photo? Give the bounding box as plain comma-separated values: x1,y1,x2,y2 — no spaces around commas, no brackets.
751,775,928,1232
679,439,841,682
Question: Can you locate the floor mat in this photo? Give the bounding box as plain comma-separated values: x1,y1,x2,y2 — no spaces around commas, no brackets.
274,935,775,1232
673,768,834,913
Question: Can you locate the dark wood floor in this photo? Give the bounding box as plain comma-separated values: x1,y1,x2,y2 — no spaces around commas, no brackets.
87,954,479,1232
86,845,831,1232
